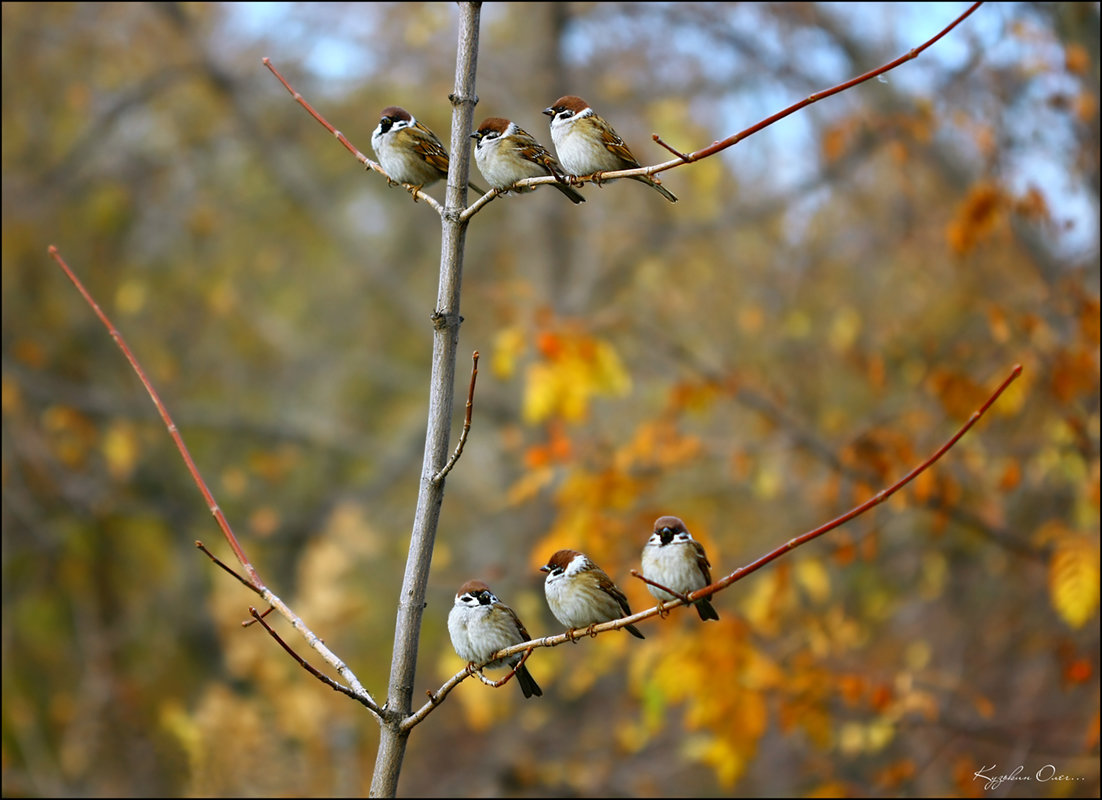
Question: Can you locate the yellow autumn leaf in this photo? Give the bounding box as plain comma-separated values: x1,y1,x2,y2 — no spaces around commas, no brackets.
521,332,631,424
505,465,555,506
687,736,750,789
591,338,631,395
795,558,832,605
101,419,140,481
491,325,527,379
628,621,772,788
828,305,862,353
522,361,558,424
1049,533,1101,629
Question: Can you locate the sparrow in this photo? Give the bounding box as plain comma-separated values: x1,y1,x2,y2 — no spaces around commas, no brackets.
543,95,678,203
447,580,542,698
641,515,720,621
540,549,645,639
371,106,485,195
471,117,585,204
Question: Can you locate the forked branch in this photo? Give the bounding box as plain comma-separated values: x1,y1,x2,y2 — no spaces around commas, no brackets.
47,245,382,716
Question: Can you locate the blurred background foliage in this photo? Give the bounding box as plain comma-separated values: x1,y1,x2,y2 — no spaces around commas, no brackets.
2,2,1099,796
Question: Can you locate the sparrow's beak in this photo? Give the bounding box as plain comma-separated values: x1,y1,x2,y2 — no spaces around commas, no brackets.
542,107,554,117
538,565,551,573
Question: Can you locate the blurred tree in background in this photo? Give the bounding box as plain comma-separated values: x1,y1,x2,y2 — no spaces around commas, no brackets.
2,2,1098,796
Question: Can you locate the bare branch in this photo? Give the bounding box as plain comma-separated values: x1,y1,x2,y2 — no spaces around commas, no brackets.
629,569,690,604
653,2,985,173
48,247,263,588
47,245,381,715
262,57,445,215
486,2,985,198
248,608,379,711
195,540,261,595
433,351,479,483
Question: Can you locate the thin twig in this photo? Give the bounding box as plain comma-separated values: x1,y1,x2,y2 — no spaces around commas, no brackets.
433,351,479,482
696,363,1023,598
48,246,264,589
652,136,692,162
540,2,985,187
629,569,690,604
408,363,1022,729
48,245,382,715
248,607,376,709
195,540,261,594
262,57,445,215
651,2,984,172
630,573,687,603
469,648,535,689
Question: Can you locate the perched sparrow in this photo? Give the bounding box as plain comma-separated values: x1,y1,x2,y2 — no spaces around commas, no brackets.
543,95,678,203
641,516,720,621
447,580,542,698
540,549,645,639
371,106,485,195
471,117,585,204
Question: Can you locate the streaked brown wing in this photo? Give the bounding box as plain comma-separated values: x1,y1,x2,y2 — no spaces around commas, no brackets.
602,130,641,168
411,121,451,175
503,603,532,642
692,540,713,584
597,569,633,616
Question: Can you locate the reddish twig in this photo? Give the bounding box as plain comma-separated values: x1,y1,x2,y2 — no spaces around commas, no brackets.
567,3,985,186
409,362,1022,729
696,363,1022,599
667,2,984,167
48,245,382,715
195,540,261,594
48,245,265,591
433,351,479,482
262,57,444,214
248,608,374,708
629,569,690,605
406,648,538,732
469,648,535,689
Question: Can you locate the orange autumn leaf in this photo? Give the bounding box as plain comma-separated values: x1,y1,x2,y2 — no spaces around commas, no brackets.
614,418,703,472
1065,43,1090,75
875,759,918,790
1049,346,1099,404
927,367,988,420
667,378,722,414
1080,293,1101,347
1013,185,1049,222
945,182,1004,255
997,460,1021,491
1064,657,1093,686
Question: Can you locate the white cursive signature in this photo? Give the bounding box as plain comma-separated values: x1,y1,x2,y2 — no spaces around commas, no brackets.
973,764,1083,791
